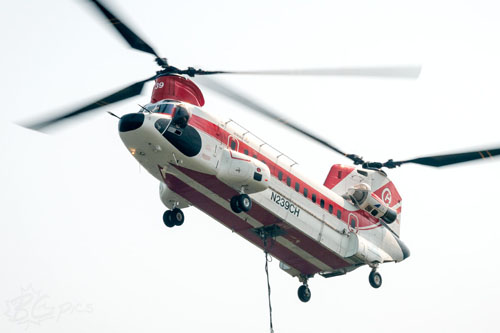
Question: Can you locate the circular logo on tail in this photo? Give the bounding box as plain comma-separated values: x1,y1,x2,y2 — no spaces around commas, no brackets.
382,188,392,205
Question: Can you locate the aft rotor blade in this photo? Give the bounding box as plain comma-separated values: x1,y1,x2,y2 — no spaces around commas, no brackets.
387,147,500,168
89,0,159,57
210,66,421,79
25,76,155,131
195,76,364,163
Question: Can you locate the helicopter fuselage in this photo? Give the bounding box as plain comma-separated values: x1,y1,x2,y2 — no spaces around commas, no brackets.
118,100,409,279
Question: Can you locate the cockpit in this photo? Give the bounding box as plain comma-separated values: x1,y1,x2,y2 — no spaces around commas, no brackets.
139,99,180,114
145,100,201,157
144,100,192,137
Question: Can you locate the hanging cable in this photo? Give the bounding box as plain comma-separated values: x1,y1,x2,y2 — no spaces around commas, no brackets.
253,225,282,333
263,237,274,333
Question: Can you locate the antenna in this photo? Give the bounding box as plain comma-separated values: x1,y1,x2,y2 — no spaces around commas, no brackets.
107,111,121,119
138,104,151,113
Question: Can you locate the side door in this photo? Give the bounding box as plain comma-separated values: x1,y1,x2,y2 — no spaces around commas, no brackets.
227,135,240,152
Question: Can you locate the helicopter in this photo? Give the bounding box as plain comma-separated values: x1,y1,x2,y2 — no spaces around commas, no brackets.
24,0,500,304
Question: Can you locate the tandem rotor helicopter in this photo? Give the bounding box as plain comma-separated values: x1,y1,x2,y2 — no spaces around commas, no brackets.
25,0,500,303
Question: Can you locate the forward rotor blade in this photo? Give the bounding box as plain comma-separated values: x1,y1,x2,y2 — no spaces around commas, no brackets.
209,66,421,79
89,0,159,57
25,76,155,131
388,147,500,168
195,76,363,163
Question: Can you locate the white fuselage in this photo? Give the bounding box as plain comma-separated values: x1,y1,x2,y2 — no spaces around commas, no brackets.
118,101,408,278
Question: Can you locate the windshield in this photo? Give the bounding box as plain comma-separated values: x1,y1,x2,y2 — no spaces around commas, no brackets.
140,101,178,114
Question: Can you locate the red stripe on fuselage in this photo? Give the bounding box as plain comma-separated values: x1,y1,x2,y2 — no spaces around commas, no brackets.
189,113,381,231
174,165,351,270
161,170,322,275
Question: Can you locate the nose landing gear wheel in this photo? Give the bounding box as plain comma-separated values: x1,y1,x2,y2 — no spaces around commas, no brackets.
297,285,311,303
171,208,184,226
163,210,175,228
163,208,184,227
369,270,382,289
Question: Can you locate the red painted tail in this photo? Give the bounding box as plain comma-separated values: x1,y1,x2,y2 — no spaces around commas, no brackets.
324,164,403,236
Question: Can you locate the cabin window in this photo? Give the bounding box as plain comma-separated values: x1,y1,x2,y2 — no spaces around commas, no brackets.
320,199,325,208
244,149,249,155
295,182,300,192
230,141,236,150
328,204,333,214
350,218,356,229
337,210,342,219
312,194,316,203
278,171,283,181
286,177,291,186
253,154,257,159
303,188,308,198
261,160,267,165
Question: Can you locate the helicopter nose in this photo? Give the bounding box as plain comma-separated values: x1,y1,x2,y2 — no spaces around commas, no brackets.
119,113,144,132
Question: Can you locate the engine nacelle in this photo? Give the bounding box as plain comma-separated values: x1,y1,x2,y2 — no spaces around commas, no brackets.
216,149,270,194
347,183,397,223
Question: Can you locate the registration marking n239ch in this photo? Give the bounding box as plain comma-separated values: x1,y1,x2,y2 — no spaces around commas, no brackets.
271,191,300,217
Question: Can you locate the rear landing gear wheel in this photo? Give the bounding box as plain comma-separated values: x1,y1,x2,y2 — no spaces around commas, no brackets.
297,284,311,303
369,270,382,289
163,210,175,228
171,208,184,226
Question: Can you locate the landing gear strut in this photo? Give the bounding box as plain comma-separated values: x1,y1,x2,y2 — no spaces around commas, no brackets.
163,208,184,228
369,268,382,289
230,193,252,213
297,275,312,303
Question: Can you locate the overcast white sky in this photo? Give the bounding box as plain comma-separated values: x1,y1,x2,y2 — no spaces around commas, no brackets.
1,1,500,332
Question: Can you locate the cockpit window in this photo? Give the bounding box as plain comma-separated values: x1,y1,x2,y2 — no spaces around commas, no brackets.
140,101,178,114
156,104,176,114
